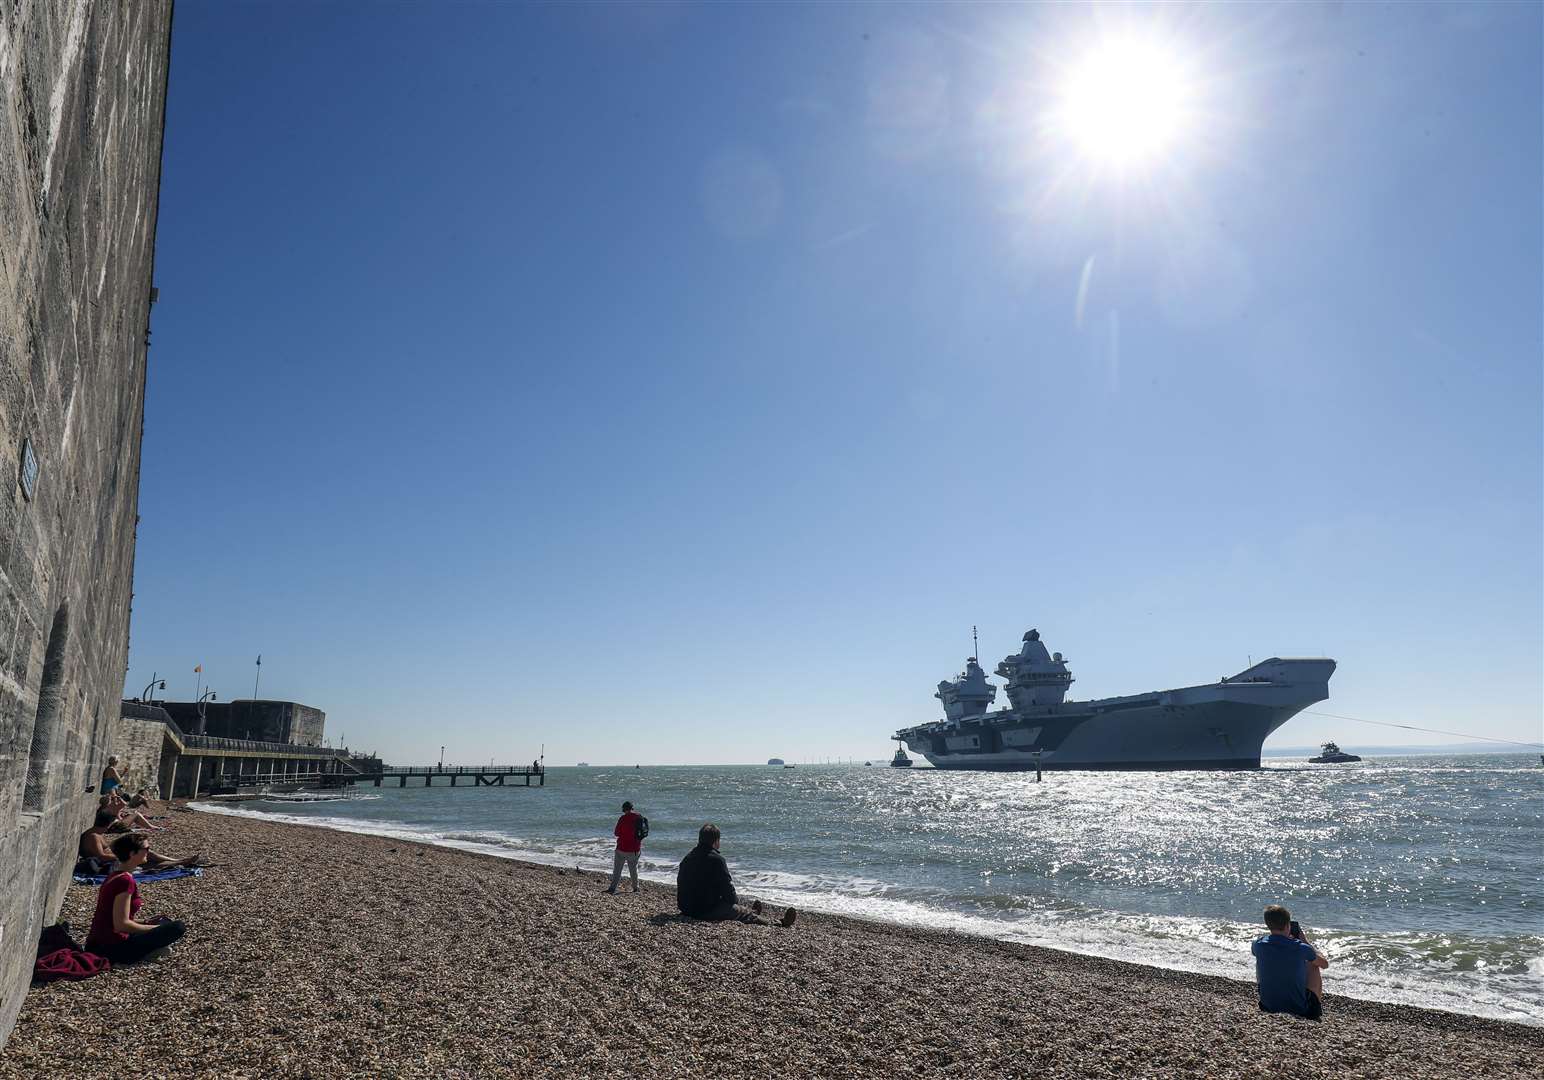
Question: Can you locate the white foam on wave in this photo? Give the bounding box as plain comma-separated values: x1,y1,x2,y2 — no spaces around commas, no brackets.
191,802,1543,1026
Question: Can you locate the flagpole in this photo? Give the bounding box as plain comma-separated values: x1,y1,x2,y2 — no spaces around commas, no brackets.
253,654,262,700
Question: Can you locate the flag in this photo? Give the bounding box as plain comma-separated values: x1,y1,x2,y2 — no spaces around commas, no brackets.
194,664,201,673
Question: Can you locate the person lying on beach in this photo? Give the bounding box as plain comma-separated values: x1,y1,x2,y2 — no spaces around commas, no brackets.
77,812,202,875
127,788,154,809
99,792,159,832
1252,904,1329,1021
676,824,796,927
83,834,188,965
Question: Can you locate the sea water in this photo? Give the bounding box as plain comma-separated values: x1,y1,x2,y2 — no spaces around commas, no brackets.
195,753,1543,1024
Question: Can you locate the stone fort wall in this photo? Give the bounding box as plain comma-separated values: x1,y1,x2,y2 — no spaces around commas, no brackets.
0,0,173,1047
111,715,165,794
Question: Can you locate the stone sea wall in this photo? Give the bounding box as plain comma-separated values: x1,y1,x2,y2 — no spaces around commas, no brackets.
0,0,172,1047
110,715,165,795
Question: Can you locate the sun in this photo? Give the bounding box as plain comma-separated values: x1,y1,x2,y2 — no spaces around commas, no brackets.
1052,35,1195,168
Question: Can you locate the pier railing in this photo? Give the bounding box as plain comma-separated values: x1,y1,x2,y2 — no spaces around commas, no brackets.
376,765,541,775
182,733,343,757
356,764,545,788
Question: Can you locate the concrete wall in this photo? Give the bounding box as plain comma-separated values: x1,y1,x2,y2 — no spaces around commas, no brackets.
287,703,324,746
111,715,164,794
0,0,172,1047
161,698,327,745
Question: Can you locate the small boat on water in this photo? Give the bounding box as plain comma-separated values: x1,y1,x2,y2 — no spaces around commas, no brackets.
1308,741,1361,764
890,742,913,768
783,763,796,769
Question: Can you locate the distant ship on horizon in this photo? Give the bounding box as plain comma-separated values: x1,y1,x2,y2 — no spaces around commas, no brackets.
893,628,1335,771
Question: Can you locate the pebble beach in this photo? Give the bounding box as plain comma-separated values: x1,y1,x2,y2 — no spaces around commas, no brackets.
3,807,1540,1080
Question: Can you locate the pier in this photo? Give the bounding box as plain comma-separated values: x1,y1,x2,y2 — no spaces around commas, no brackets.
357,765,545,788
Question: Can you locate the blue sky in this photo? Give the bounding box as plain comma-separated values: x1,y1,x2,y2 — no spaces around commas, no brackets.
127,2,1541,764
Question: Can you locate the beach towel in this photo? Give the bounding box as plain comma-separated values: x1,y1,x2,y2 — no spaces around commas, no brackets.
33,948,110,984
72,867,202,886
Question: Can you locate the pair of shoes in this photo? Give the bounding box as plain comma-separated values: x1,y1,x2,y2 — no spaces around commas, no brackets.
780,907,798,928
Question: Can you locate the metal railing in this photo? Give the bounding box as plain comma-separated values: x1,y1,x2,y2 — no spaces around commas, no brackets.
121,701,349,759
375,765,541,775
181,733,341,756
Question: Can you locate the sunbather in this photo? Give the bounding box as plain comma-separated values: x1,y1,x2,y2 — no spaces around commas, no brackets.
77,812,200,875
99,792,159,831
84,834,188,965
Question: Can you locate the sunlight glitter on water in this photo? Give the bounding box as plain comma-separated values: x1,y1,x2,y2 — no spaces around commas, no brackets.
196,753,1544,1025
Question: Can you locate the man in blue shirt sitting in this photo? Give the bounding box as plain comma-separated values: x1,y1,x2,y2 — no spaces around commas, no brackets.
1252,904,1329,1020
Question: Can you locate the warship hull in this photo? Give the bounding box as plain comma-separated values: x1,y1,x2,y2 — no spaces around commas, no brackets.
896,658,1335,771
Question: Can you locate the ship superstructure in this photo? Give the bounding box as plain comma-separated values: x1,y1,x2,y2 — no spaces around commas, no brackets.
895,629,1335,771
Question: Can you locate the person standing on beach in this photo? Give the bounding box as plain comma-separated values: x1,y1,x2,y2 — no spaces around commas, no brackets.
84,834,188,964
607,801,644,894
1252,904,1328,1020
676,823,796,927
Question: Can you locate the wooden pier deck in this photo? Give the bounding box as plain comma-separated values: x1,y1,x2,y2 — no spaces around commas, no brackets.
355,765,545,788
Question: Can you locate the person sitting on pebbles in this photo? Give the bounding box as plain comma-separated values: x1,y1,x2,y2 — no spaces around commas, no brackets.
100,755,124,797
1252,904,1329,1021
77,811,202,876
84,834,188,965
676,823,795,927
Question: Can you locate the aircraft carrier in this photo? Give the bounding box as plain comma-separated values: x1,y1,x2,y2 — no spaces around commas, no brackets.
893,629,1335,770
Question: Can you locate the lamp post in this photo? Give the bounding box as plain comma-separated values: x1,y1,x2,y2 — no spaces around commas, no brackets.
141,675,166,703
439,745,445,772
196,689,217,735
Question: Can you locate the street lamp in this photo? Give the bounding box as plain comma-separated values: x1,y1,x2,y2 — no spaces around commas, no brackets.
141,675,166,703
439,745,445,771
196,689,217,735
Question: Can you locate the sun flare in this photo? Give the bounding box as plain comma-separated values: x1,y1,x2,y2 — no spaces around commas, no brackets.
1053,35,1195,168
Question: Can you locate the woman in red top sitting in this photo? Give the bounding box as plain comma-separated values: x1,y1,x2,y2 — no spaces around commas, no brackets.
84,834,188,965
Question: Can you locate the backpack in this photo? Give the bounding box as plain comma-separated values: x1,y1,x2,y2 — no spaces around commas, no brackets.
36,922,79,958
635,815,649,841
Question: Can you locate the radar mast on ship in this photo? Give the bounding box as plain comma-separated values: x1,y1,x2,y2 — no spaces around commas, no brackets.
995,629,1074,709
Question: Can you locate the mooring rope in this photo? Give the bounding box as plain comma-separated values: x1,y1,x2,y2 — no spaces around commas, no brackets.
1304,710,1544,750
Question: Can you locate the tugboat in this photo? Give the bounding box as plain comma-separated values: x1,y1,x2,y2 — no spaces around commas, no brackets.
890,740,913,768
1308,741,1361,764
